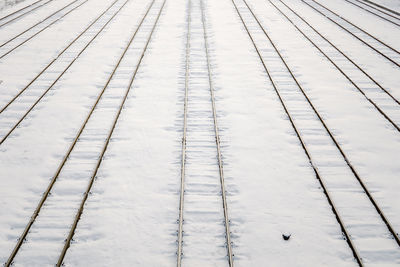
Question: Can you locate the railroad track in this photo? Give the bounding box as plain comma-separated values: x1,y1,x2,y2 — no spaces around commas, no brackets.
0,0,398,264
0,0,120,114
272,0,399,106
4,0,164,265
0,0,129,145
266,0,400,131
0,0,44,21
358,0,400,17
200,0,233,263
0,0,56,28
177,0,233,265
57,1,165,265
231,0,400,264
301,0,400,67
0,0,43,19
341,0,400,27
0,0,90,59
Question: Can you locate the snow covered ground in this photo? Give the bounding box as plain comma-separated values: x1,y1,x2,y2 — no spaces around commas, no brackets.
0,0,399,266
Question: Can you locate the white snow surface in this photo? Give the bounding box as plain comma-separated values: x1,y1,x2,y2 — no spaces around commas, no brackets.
0,0,399,266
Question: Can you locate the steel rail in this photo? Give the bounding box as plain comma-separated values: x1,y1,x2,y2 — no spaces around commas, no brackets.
244,0,400,247
176,0,191,265
3,1,133,264
347,0,400,20
353,0,400,20
56,1,165,265
341,0,400,27
0,0,128,146
0,0,89,59
5,0,130,267
301,0,400,67
0,0,120,114
0,0,44,21
230,0,364,264
200,0,233,265
275,0,399,105
5,0,155,267
0,0,56,28
309,0,400,54
267,0,400,132
358,0,400,17
0,0,80,48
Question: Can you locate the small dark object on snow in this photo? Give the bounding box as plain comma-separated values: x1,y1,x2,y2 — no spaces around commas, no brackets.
282,234,291,241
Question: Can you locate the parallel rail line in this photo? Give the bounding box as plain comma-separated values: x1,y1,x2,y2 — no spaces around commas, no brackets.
3,0,136,264
56,0,165,265
230,0,362,264
232,0,400,264
0,0,56,28
309,0,400,54
0,0,120,114
1,0,398,265
0,0,127,146
200,0,234,265
0,0,44,22
177,0,234,265
267,0,400,132
342,0,400,27
0,0,89,59
274,0,399,105
358,0,400,17
301,0,400,67
244,0,400,249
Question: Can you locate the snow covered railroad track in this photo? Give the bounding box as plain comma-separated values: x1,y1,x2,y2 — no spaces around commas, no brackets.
0,0,399,265
341,0,400,27
0,0,89,59
266,0,400,132
232,0,400,265
0,0,128,145
2,0,165,265
177,0,233,265
0,0,45,21
358,0,400,17
300,0,400,67
0,0,56,28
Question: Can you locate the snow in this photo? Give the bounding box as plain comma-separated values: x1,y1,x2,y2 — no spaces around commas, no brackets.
0,0,399,265
314,0,400,51
208,0,357,265
64,1,183,265
0,0,87,52
0,0,35,12
0,0,118,109
365,0,400,13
